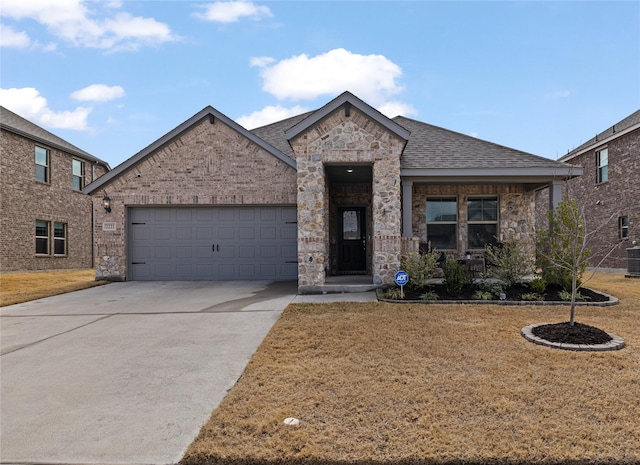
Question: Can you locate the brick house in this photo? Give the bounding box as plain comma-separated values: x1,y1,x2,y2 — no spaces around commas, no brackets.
0,106,110,272
536,109,640,269
84,92,579,292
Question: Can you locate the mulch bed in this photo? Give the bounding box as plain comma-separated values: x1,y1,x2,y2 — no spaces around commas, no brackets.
401,283,608,302
532,321,613,344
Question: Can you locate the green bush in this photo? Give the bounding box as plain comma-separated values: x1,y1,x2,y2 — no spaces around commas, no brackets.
382,287,404,300
420,291,439,301
472,290,493,300
443,259,472,294
528,276,547,294
485,237,534,286
559,290,589,302
475,279,505,298
522,292,544,301
401,248,440,289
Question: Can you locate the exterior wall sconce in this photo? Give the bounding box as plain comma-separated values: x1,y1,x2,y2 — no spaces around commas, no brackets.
103,195,112,213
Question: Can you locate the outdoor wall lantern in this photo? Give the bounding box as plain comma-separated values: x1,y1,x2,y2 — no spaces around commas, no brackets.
103,195,112,213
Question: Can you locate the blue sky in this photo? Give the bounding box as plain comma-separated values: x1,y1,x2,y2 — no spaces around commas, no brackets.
1,1,638,168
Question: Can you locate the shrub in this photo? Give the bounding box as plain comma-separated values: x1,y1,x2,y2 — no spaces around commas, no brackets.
485,237,534,286
443,259,472,294
528,276,547,294
522,292,544,301
559,290,590,302
473,290,493,300
476,279,505,298
382,287,404,300
401,248,440,289
420,291,439,301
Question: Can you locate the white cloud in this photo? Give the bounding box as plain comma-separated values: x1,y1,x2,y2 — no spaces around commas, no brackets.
236,105,310,129
0,0,179,51
195,1,272,23
71,84,125,102
545,89,573,99
250,56,275,68
0,23,31,48
253,48,405,105
0,87,91,131
377,100,418,118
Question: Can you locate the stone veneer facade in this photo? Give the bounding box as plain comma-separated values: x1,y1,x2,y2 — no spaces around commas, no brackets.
289,108,405,289
91,117,296,280
412,184,536,257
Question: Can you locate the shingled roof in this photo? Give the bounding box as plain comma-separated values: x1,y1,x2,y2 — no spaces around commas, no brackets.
249,98,573,178
0,106,109,168
394,116,564,170
559,109,640,162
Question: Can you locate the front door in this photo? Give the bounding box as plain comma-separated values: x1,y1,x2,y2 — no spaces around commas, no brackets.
338,207,367,273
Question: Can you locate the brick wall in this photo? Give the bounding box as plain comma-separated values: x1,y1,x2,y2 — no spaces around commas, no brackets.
0,129,109,272
536,128,639,269
91,116,297,280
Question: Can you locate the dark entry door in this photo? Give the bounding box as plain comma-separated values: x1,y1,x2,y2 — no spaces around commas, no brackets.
338,207,366,272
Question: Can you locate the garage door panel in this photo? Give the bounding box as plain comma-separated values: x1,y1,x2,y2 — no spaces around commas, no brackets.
129,206,297,281
239,245,256,258
239,227,255,240
218,227,234,240
154,228,172,240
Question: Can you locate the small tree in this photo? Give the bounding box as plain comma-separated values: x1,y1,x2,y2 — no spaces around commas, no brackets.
535,195,625,325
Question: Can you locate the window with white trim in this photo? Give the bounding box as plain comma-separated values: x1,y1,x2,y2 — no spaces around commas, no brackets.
72,159,84,190
467,197,498,249
426,197,457,250
619,216,629,240
35,146,49,183
596,148,608,184
36,220,49,254
53,222,67,255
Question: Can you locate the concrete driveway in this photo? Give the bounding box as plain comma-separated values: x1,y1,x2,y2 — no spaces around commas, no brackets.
0,280,299,464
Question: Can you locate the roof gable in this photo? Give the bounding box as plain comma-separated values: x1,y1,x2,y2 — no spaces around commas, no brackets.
85,105,295,194
284,91,410,142
0,105,109,167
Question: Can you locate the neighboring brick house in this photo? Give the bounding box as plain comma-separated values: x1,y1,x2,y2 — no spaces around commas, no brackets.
85,92,579,292
536,109,639,269
0,106,110,272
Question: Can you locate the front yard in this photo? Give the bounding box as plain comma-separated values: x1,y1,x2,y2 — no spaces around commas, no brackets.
183,273,640,465
0,269,107,306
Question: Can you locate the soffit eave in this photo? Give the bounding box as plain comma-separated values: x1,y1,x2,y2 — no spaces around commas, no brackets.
400,166,583,184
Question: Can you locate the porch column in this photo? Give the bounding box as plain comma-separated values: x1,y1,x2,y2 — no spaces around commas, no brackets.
548,180,563,211
402,180,413,237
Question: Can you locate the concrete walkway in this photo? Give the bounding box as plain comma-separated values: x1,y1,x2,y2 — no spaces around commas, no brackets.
0,281,376,465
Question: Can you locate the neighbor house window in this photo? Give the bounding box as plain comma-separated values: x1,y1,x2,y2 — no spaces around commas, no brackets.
53,222,67,255
36,220,49,254
596,148,608,184
35,146,49,183
467,197,498,249
426,197,457,250
72,159,84,190
619,216,629,240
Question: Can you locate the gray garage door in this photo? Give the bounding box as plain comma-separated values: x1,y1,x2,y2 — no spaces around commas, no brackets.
128,206,297,281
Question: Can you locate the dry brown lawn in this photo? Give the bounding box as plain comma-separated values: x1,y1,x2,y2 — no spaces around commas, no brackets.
0,269,108,306
183,273,640,465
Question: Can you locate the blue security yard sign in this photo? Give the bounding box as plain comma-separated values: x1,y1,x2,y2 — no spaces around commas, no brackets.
394,270,409,286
